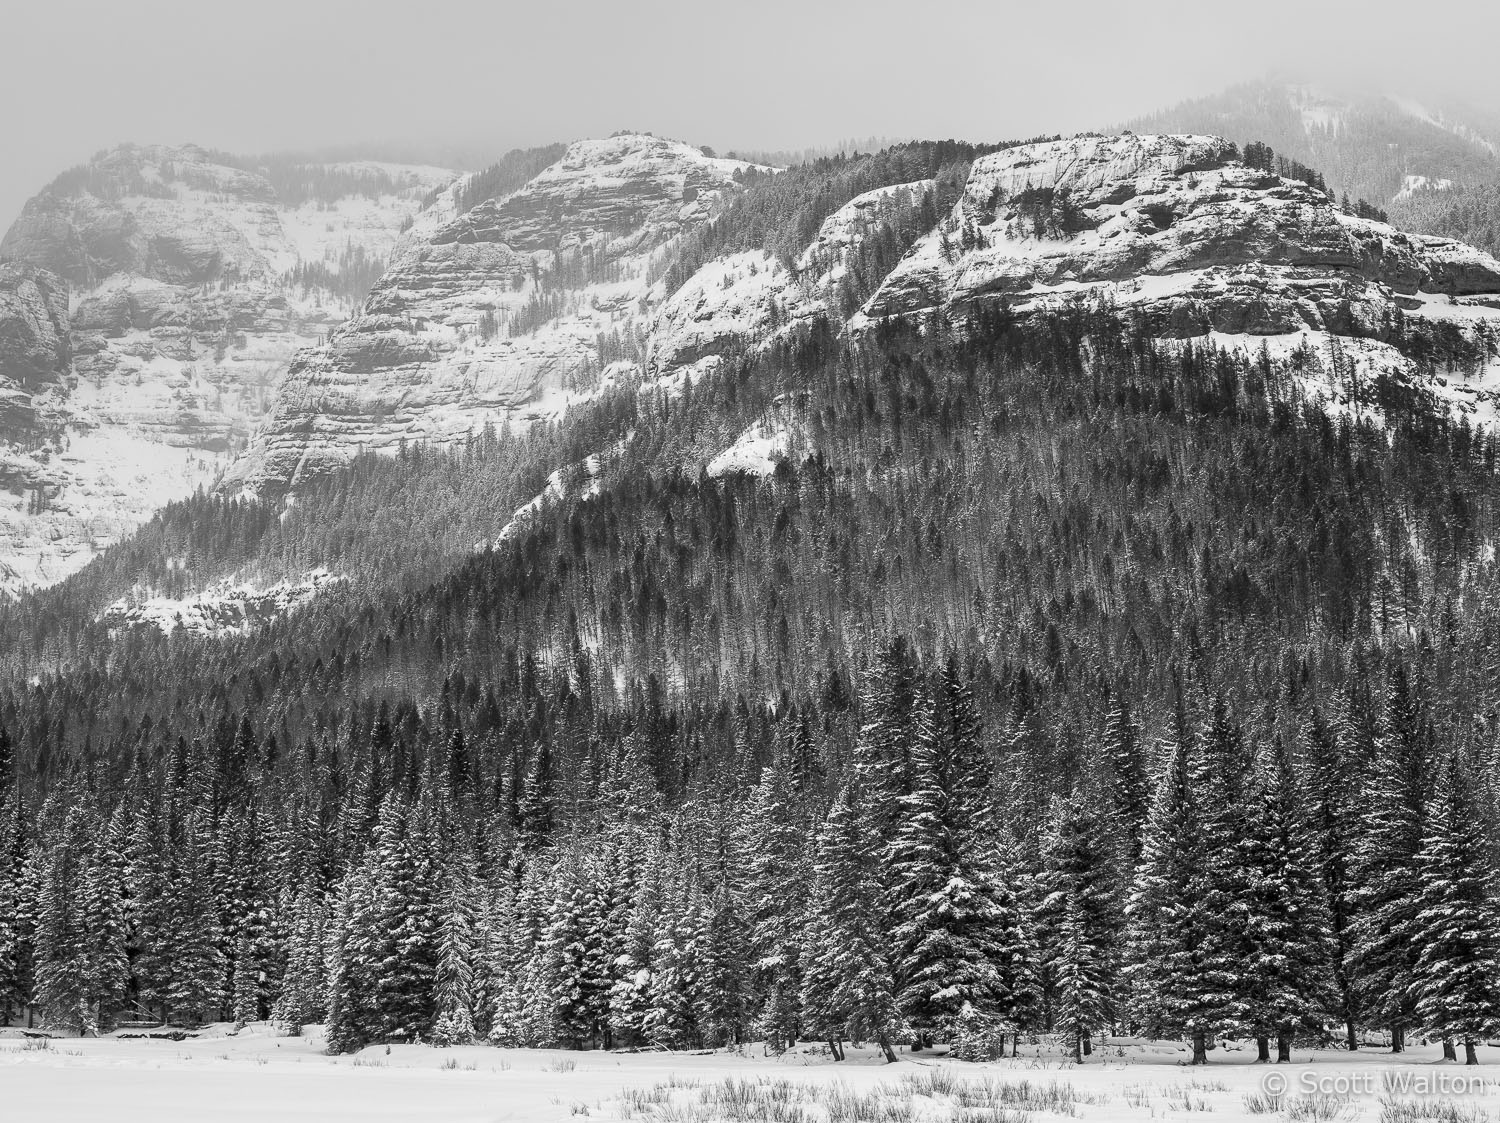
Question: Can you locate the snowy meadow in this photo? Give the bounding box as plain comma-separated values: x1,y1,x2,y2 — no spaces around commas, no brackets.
6,1027,1500,1123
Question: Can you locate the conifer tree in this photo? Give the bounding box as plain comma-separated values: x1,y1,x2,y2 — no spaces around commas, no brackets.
1124,699,1243,1064
889,662,1031,1047
1044,788,1118,1063
0,792,29,1026
538,854,612,1048
608,854,663,1049
1347,666,1429,1052
272,889,328,1031
164,816,228,1027
1100,694,1149,860
372,792,442,1042
697,883,750,1048
800,781,900,1062
741,751,807,1052
1410,753,1500,1065
1237,738,1337,1061
1303,704,1361,1049
643,881,706,1048
325,865,381,1052
33,799,95,1033
431,860,478,1046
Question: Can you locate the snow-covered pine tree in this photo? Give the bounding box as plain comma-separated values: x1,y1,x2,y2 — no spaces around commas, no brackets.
431,857,478,1046
80,806,131,1031
372,790,443,1042
271,888,328,1032
537,852,613,1048
697,882,750,1047
643,879,707,1049
856,636,922,846
1302,701,1361,1049
596,731,662,1047
1100,693,1149,861
740,749,808,1052
888,659,1031,1048
1410,752,1500,1065
799,781,900,1062
164,814,228,1027
33,796,93,1033
1044,786,1119,1063
1347,664,1429,1052
1123,695,1242,1064
231,933,258,1027
125,804,173,1020
608,851,663,1049
0,790,29,1026
324,865,382,1053
517,740,555,853
1237,736,1337,1062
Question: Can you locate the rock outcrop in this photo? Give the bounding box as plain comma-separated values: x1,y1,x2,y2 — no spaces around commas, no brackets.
849,135,1500,420
225,135,766,497
855,136,1500,333
0,144,456,593
0,263,71,418
647,179,933,381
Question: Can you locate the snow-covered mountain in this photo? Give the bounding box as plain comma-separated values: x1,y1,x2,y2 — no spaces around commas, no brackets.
648,134,1500,451
234,130,1500,519
0,143,457,594
223,134,769,497
13,129,1500,612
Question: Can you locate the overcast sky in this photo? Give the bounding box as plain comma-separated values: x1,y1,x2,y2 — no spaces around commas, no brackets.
4,0,1500,224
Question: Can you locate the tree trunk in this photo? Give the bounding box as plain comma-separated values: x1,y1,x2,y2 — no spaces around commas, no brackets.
1256,1035,1270,1063
1276,1029,1293,1063
1345,1020,1357,1051
1444,1038,1458,1062
1072,1032,1082,1064
1081,1035,1092,1057
1466,1041,1479,1066
1391,1024,1404,1054
878,1032,898,1064
1191,1031,1208,1066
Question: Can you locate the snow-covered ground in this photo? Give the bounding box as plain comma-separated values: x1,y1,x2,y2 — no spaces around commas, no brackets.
5,1027,1500,1123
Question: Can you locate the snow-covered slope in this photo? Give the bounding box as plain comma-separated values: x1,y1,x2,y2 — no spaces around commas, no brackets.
225,135,769,497
855,134,1500,422
0,143,457,594
647,179,933,383
103,568,345,636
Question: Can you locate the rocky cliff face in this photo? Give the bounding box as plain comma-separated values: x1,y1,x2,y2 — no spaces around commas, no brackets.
854,134,1500,423
647,179,933,382
650,134,1500,465
225,135,765,497
860,134,1500,324
0,143,455,593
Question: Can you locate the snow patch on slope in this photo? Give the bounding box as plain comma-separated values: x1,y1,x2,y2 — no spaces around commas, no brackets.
103,568,346,636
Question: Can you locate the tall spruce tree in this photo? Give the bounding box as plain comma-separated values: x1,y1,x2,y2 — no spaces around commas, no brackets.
1347,665,1429,1052
1044,786,1119,1063
888,660,1031,1047
1410,753,1500,1065
1124,697,1244,1064
1237,737,1337,1061
800,781,900,1061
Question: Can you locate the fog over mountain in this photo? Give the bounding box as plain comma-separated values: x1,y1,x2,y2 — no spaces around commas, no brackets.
5,0,1500,226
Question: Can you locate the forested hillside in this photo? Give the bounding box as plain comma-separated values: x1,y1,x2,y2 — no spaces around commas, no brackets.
6,134,1500,1063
